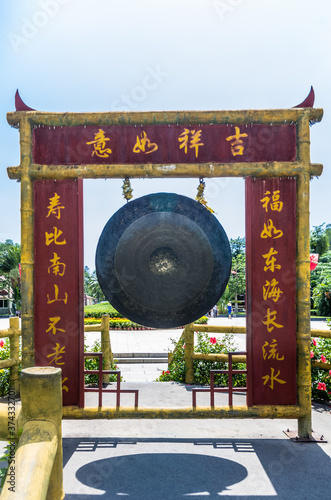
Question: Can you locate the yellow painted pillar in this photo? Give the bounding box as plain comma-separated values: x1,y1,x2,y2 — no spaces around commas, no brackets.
184,323,194,384
101,314,112,384
296,113,312,439
19,117,34,368
9,317,20,396
16,366,64,500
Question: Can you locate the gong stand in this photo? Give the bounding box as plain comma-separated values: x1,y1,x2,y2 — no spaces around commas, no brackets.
7,90,323,439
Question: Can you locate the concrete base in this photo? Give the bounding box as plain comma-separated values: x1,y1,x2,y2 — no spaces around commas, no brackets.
62,398,331,499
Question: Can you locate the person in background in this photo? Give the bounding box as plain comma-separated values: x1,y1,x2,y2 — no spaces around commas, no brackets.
227,301,232,319
212,304,218,317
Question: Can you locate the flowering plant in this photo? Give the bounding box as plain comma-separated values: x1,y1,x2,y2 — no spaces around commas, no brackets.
0,338,12,396
310,335,331,402
156,331,246,386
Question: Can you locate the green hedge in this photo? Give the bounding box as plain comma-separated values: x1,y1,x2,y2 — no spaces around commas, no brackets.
84,302,209,330
84,303,124,318
84,315,209,330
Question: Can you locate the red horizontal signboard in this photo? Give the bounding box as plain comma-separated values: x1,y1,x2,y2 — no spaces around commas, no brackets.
246,177,297,406
34,179,84,406
33,124,296,165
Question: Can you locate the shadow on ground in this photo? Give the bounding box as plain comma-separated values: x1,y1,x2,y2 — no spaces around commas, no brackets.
63,436,331,499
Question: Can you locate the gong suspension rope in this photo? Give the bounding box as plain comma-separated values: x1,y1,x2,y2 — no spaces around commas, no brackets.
195,178,215,213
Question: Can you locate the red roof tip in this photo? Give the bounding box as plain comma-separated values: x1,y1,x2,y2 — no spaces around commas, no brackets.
293,86,315,108
15,90,35,111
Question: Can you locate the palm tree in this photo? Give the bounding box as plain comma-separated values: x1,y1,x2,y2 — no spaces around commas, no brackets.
85,271,105,303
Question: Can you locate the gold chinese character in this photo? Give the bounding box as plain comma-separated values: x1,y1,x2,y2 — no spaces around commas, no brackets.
46,316,66,336
262,247,281,272
47,343,65,365
226,126,248,156
48,253,66,276
262,367,286,390
47,284,68,305
178,129,204,158
260,190,283,212
263,278,283,302
262,308,284,333
86,129,112,158
262,339,285,361
45,227,66,246
133,131,158,154
260,219,283,239
62,377,69,392
46,193,65,220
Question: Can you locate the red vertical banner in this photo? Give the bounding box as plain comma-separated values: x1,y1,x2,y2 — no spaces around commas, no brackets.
34,179,84,406
246,178,297,406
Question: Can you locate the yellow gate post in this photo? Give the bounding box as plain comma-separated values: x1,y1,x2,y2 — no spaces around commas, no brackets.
2,367,64,500
101,314,112,384
184,323,194,384
19,117,34,369
296,114,313,439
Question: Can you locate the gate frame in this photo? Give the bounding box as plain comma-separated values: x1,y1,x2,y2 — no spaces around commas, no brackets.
7,106,323,439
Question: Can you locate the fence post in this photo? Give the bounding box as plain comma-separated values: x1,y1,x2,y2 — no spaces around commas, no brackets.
17,367,64,499
9,317,20,397
184,323,194,384
101,314,112,384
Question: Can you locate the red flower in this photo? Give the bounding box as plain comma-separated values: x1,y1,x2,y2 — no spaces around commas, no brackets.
166,370,170,374
312,338,317,346
210,337,217,344
317,382,327,391
329,370,331,376
310,351,314,358
162,371,165,375
0,340,4,348
320,355,327,363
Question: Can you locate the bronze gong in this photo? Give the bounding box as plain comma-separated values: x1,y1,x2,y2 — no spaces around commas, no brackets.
96,193,232,328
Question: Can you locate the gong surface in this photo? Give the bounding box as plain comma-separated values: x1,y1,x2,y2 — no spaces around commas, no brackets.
96,193,231,328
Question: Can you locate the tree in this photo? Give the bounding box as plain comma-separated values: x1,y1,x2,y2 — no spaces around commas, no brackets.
325,224,331,249
219,242,246,314
84,266,92,294
84,268,105,303
310,223,329,256
310,224,331,315
311,250,331,316
228,253,246,313
230,237,245,258
0,240,14,253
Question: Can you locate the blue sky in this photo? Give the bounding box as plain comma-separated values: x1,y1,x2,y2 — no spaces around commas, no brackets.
0,0,329,269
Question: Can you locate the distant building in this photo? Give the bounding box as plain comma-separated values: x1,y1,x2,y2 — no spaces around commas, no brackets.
84,294,97,306
0,289,10,315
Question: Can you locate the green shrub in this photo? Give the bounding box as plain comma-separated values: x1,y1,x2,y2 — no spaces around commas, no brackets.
84,339,121,385
193,316,209,325
156,331,246,387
